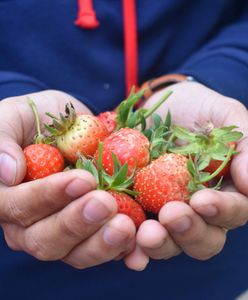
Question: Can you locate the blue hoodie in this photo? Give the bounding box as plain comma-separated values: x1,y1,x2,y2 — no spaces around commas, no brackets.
0,1,248,299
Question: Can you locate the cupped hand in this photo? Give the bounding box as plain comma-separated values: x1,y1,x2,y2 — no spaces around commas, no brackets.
124,81,248,270
0,90,136,268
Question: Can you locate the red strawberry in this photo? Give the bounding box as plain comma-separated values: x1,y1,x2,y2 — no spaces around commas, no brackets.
24,98,65,181
24,144,65,181
134,153,192,213
45,103,109,164
97,111,117,133
95,127,150,176
108,191,146,228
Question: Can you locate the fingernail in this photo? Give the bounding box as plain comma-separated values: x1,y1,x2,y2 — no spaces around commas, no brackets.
195,205,218,217
103,227,129,246
169,216,192,233
65,179,93,198
83,199,111,224
0,153,16,185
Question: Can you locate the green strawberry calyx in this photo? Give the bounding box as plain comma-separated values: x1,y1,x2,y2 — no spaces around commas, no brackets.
142,111,176,160
44,102,77,137
187,144,235,194
169,122,243,168
76,142,137,196
116,87,173,130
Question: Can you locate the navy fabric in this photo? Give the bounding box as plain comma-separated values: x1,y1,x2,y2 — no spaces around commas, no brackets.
0,1,248,299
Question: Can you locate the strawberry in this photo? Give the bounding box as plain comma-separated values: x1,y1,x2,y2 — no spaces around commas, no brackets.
24,144,65,181
45,103,109,164
169,123,242,179
24,98,64,181
133,153,192,213
94,127,150,176
77,142,146,228
108,191,146,228
97,111,117,133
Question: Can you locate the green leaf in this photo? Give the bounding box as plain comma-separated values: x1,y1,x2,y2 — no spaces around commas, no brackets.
187,158,196,177
212,126,238,138
127,111,138,128
143,128,152,140
219,131,243,144
153,113,163,128
111,164,129,187
76,159,84,169
197,155,211,171
44,124,60,136
139,111,147,131
169,143,200,155
172,125,196,142
198,171,211,182
112,153,121,174
151,149,160,159
164,110,171,130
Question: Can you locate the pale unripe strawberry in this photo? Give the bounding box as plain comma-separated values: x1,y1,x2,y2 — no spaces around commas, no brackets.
45,103,109,164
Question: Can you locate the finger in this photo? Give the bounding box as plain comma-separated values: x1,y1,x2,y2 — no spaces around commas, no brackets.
63,214,136,269
0,100,27,185
136,220,181,260
221,100,248,196
0,90,92,186
0,169,96,227
231,136,248,196
159,201,226,260
124,245,149,271
190,189,248,229
2,190,118,260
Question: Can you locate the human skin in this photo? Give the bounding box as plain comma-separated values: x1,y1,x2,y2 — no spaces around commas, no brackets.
1,84,248,271
124,81,248,270
0,90,136,269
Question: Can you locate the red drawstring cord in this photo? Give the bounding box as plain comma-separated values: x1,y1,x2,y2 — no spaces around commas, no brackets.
75,0,138,98
75,0,100,29
122,0,138,96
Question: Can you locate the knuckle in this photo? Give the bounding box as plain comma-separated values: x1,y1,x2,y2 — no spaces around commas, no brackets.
192,235,226,261
7,198,30,227
86,248,106,264
57,214,84,240
24,232,51,261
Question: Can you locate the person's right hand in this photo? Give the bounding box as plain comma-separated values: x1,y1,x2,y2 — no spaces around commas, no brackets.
0,90,136,269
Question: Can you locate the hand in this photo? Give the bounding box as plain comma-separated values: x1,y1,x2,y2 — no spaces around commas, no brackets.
0,90,136,269
124,81,248,270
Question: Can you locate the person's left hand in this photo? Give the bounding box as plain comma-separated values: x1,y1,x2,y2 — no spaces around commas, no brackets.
123,81,248,270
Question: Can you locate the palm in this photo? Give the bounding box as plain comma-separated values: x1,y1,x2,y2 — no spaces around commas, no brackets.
143,82,248,194
144,82,246,131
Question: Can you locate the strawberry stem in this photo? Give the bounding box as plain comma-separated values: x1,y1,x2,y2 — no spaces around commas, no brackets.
96,142,104,189
27,97,43,144
135,90,173,127
196,145,235,184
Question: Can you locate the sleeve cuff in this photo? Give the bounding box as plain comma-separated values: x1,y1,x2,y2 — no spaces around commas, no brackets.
176,55,248,106
0,71,48,100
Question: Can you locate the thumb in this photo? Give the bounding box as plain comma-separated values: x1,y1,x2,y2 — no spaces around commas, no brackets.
231,136,248,196
0,136,26,186
0,102,27,185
